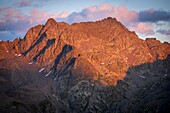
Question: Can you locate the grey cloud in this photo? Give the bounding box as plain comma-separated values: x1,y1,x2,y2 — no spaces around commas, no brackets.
156,29,170,35
138,10,170,22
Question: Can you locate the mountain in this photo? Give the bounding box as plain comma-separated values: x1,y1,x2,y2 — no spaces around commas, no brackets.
0,17,170,113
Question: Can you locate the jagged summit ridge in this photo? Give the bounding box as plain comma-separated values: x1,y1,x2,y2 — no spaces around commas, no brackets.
99,17,120,24
45,18,57,25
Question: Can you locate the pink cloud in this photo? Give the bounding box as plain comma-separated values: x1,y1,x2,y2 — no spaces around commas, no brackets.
129,23,154,35
28,9,58,24
0,6,27,23
114,5,138,24
28,9,69,24
0,7,12,13
58,12,69,18
67,4,138,26
0,6,68,38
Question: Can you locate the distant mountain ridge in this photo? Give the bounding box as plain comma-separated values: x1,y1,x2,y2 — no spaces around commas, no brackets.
0,17,170,113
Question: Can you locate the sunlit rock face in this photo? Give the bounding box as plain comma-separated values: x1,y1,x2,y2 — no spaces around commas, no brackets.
0,17,170,113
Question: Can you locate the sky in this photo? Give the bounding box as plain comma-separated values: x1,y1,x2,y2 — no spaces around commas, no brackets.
0,0,170,42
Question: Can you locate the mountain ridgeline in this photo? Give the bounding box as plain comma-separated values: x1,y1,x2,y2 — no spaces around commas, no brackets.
0,17,170,113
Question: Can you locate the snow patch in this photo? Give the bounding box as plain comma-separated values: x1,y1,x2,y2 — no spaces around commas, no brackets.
17,54,22,57
139,75,145,78
45,70,52,77
148,53,152,57
54,78,57,81
91,83,94,86
28,62,34,64
39,68,45,72
100,62,110,66
100,62,105,65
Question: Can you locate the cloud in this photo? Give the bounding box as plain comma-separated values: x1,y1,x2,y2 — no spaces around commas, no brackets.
0,6,13,14
156,29,170,35
0,3,170,41
0,6,68,40
64,3,155,36
0,7,29,32
138,9,170,22
129,23,154,35
28,9,58,24
58,12,69,18
0,11,30,40
66,4,138,25
15,0,32,7
64,4,170,37
28,9,68,24
14,0,50,8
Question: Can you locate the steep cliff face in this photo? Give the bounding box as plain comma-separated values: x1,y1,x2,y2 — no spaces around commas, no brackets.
146,38,170,60
0,17,170,113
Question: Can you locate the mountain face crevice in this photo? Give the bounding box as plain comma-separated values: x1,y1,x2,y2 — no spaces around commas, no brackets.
0,17,170,113
52,44,73,75
23,31,47,56
33,38,56,62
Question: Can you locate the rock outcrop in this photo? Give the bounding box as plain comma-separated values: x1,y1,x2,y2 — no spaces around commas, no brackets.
0,17,170,113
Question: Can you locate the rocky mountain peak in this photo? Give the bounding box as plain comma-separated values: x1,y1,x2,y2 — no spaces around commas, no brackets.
1,18,169,84
45,18,57,26
101,17,117,22
0,17,170,113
